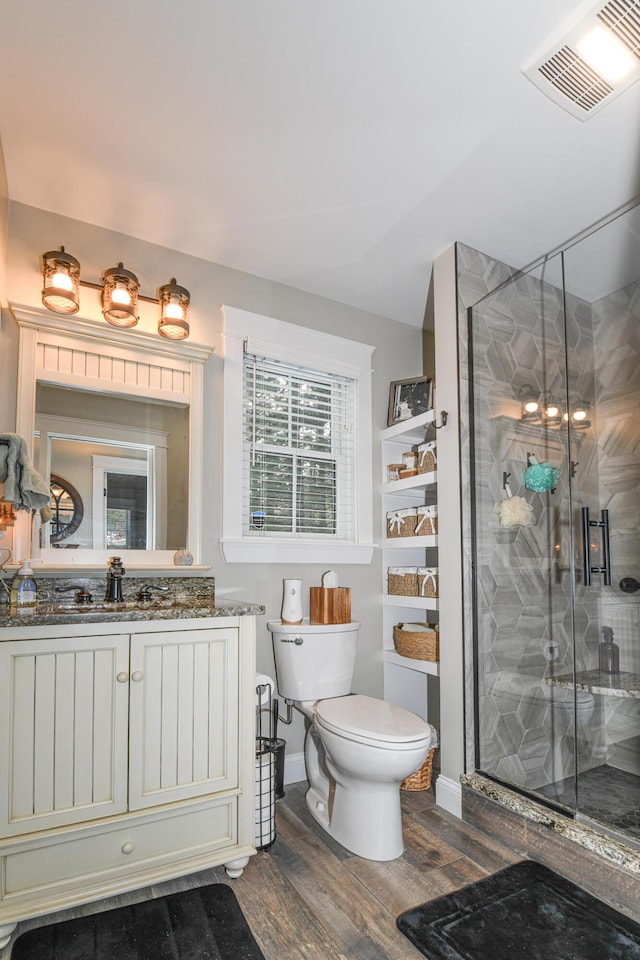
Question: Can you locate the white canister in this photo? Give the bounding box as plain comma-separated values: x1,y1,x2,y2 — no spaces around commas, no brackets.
281,578,303,624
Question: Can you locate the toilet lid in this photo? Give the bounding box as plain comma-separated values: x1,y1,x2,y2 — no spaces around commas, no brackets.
315,694,431,745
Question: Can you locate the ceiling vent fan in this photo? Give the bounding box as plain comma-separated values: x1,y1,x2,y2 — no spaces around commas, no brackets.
523,0,640,119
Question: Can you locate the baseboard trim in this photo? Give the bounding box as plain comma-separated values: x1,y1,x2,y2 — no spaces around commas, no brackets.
284,751,306,786
435,774,462,818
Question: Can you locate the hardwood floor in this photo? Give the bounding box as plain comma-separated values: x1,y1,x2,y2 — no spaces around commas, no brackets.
7,781,522,959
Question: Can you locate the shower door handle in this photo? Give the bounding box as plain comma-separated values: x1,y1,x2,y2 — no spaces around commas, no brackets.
581,507,611,586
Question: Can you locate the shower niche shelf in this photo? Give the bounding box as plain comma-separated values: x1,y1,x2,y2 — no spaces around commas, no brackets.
381,409,440,719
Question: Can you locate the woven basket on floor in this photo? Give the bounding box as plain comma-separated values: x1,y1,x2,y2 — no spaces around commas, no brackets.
401,747,436,791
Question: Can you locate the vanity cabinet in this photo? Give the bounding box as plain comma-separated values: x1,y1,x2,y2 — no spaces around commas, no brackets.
0,615,256,947
381,410,439,723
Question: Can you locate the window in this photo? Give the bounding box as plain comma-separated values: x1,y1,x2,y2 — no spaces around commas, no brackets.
222,307,374,564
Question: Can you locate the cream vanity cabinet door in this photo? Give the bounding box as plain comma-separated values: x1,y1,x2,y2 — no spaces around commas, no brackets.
127,626,239,810
0,634,130,837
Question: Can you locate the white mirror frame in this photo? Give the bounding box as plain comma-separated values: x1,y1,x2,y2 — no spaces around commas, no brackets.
11,304,213,569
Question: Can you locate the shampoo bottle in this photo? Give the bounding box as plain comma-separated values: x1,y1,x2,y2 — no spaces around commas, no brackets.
10,560,37,607
599,625,620,674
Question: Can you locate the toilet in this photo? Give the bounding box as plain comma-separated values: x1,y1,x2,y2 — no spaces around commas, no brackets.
268,619,435,861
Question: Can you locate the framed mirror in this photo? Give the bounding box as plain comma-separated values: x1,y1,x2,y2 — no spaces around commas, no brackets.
13,306,212,567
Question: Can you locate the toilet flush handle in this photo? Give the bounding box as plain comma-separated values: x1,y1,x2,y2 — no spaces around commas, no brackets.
280,636,304,645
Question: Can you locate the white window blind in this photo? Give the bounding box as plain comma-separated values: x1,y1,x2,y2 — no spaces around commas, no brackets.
243,350,356,540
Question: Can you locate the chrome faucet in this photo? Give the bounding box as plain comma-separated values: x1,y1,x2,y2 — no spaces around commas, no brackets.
105,556,126,602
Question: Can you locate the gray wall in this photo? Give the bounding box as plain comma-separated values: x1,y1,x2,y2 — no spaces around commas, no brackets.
4,200,426,757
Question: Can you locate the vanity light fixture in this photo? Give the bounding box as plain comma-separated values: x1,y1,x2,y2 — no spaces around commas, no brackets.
41,247,81,314
158,278,190,339
102,262,140,327
40,248,192,340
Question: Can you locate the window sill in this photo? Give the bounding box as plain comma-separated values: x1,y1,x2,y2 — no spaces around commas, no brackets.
220,539,375,564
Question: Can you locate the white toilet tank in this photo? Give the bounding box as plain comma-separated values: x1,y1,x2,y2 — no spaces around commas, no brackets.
268,620,360,701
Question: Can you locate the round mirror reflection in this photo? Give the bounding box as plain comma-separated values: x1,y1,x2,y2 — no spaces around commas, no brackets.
50,474,83,545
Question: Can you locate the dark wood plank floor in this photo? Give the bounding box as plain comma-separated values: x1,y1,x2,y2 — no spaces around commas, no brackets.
8,782,523,960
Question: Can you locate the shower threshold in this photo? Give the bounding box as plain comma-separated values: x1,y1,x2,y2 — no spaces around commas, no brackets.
462,773,640,886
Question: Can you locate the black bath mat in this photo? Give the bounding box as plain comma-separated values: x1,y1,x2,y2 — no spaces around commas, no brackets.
397,860,640,960
11,883,265,960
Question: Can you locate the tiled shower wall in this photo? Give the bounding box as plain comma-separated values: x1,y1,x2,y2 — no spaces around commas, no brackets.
455,241,639,794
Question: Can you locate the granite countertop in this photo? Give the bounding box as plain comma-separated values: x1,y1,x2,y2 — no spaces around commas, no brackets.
0,574,265,628
0,599,265,628
547,669,640,700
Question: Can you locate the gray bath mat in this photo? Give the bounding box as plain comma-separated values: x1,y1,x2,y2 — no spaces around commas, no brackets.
11,883,265,960
397,860,640,959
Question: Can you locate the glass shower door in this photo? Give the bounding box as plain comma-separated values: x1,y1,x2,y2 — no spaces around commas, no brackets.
563,207,640,841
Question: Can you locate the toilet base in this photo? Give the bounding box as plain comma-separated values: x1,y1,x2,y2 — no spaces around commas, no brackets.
305,779,405,862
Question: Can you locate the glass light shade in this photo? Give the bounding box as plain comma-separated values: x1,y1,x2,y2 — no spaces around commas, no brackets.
523,399,539,414
158,278,190,339
102,263,139,327
42,247,80,314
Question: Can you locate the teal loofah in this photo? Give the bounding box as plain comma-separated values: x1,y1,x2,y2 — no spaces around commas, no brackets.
524,460,560,493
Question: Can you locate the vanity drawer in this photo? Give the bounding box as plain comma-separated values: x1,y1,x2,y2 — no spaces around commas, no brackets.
3,798,237,898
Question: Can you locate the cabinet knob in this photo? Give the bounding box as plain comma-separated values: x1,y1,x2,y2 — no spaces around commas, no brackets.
116,672,129,683
131,671,144,682
121,841,134,855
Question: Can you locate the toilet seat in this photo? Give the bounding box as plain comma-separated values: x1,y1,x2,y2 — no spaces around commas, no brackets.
315,694,431,748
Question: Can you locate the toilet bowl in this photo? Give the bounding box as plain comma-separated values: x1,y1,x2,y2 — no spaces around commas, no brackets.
268,619,436,861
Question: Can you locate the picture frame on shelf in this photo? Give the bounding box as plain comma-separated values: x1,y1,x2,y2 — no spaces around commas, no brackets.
387,377,432,427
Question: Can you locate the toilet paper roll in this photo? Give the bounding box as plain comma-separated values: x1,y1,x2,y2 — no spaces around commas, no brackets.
255,673,275,706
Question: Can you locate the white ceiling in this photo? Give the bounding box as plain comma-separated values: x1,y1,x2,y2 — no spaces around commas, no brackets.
2,0,640,326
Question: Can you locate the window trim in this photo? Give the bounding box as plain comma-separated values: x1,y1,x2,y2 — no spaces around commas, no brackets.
222,306,374,564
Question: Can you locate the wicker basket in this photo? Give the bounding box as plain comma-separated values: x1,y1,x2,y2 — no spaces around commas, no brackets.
393,623,439,661
418,567,439,598
415,505,438,536
401,747,436,791
387,567,419,596
386,508,418,538
417,441,437,474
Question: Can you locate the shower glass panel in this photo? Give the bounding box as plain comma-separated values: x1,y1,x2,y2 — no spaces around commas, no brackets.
470,204,640,844
470,252,579,813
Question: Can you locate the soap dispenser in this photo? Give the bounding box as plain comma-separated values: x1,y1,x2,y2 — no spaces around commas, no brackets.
599,625,620,674
10,560,38,607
